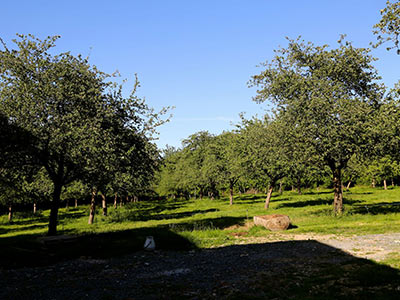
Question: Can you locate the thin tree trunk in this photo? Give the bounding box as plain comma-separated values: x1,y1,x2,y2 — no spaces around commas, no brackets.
229,181,234,206
120,195,123,207
291,185,295,192
279,180,283,195
333,168,343,215
8,203,12,222
48,182,62,236
372,178,376,188
33,201,37,214
88,189,97,224
114,193,118,209
102,194,107,216
392,178,395,187
65,199,69,210
297,178,301,195
346,181,351,191
265,185,274,209
75,199,78,208
383,179,387,190
126,195,129,204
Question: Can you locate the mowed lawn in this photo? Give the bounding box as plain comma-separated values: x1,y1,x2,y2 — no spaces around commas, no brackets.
1,186,400,268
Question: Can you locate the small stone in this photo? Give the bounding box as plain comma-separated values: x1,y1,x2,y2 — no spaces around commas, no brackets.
253,214,291,231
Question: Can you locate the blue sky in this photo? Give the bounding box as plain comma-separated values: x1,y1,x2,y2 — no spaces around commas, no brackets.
2,0,398,148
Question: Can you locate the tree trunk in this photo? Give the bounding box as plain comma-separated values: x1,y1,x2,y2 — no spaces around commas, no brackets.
88,189,97,224
75,199,78,208
8,203,12,222
297,178,301,195
392,178,395,187
229,181,234,206
372,178,376,188
291,185,295,192
114,193,118,209
102,194,107,216
383,179,387,190
33,201,37,214
126,195,129,204
65,199,69,210
333,168,343,215
346,181,351,191
279,180,283,195
48,183,62,236
265,185,274,209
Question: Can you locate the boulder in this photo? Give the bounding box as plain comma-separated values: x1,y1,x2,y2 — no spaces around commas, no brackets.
253,214,291,231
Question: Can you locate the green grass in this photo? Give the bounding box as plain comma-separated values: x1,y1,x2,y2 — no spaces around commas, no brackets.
1,186,400,268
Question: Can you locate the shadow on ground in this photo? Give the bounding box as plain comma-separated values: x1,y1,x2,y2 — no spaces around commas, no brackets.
0,226,196,269
351,201,400,215
0,216,247,270
1,240,399,300
276,197,362,209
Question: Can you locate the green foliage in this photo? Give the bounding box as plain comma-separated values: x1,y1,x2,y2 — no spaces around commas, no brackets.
249,37,385,213
373,0,400,53
0,34,167,234
240,116,288,188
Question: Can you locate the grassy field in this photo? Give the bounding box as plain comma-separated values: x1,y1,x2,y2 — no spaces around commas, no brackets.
1,186,400,269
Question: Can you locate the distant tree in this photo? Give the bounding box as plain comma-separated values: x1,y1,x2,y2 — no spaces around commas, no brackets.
241,117,288,209
181,131,215,199
250,38,384,214
22,168,53,214
214,131,244,205
62,180,87,208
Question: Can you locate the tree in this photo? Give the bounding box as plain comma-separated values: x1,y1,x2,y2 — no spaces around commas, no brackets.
250,38,383,214
0,34,166,234
241,116,288,209
213,132,244,205
373,0,400,53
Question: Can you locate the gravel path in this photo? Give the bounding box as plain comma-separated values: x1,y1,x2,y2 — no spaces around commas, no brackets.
1,233,399,299
243,232,400,261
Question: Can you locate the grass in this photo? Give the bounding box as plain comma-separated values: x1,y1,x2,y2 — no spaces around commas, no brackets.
0,186,400,268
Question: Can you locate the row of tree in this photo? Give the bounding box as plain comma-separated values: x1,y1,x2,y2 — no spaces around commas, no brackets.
156,2,400,213
0,35,168,234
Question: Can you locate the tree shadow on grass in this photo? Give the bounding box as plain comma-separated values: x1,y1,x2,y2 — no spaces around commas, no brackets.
106,208,220,223
168,216,245,231
302,190,333,195
1,240,399,299
276,197,363,209
0,223,48,235
351,202,400,215
151,208,219,221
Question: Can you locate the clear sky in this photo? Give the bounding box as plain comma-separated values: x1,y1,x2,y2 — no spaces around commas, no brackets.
2,0,398,149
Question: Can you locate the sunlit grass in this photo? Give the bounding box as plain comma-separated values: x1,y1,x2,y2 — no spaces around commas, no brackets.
1,185,399,254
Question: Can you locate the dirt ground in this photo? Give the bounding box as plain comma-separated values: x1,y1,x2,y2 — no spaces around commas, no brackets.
1,232,399,299
238,232,400,262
